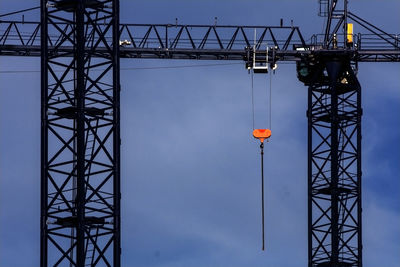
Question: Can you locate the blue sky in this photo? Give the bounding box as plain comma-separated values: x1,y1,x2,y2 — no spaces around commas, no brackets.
0,1,399,267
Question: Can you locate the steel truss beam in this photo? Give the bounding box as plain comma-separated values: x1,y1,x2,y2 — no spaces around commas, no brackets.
307,55,362,267
1,20,399,62
40,0,120,266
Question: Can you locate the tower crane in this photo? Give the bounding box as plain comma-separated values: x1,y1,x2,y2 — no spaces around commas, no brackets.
0,0,399,266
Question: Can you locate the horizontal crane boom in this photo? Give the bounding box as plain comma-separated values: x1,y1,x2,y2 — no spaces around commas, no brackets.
1,20,399,62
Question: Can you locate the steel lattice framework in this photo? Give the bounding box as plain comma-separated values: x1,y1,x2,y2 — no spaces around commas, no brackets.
0,21,399,61
0,0,399,266
305,56,362,267
40,0,120,266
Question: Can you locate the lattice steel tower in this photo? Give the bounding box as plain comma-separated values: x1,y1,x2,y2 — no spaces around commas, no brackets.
40,1,120,266
301,55,362,267
303,2,362,266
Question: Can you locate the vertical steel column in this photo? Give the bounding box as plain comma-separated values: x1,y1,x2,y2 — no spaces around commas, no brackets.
307,75,313,267
307,56,362,267
357,71,362,267
40,0,120,266
75,1,86,265
326,61,341,265
113,1,121,266
40,2,49,266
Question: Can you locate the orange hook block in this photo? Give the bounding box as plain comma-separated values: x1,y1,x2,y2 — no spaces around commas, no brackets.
253,129,271,143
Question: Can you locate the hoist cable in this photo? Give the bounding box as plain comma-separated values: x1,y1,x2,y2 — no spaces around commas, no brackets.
0,62,243,74
251,70,255,130
0,6,40,18
260,142,265,251
250,62,273,251
269,71,272,131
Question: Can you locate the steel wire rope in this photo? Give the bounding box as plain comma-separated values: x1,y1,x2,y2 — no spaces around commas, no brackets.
0,62,245,74
268,70,272,131
260,141,265,251
261,68,274,251
250,66,271,251
0,62,296,74
251,70,255,130
0,6,40,18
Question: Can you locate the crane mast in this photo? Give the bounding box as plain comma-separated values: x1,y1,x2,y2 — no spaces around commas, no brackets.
38,1,120,266
0,1,399,266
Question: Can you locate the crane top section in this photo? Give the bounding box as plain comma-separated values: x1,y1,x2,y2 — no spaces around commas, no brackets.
0,9,399,62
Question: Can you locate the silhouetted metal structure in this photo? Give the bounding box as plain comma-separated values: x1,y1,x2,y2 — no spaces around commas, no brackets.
39,0,120,266
300,55,362,267
0,0,399,266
